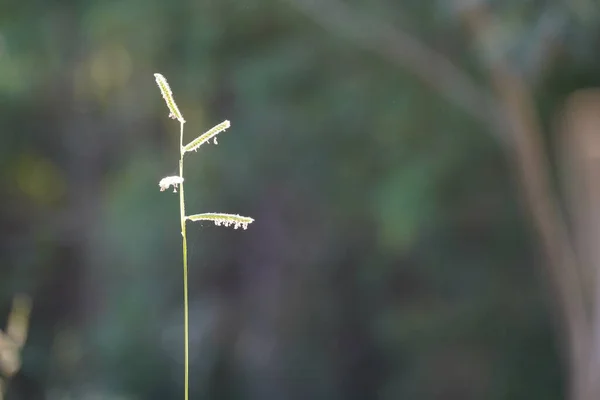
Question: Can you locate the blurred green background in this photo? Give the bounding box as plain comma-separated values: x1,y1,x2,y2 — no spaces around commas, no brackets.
2,0,600,399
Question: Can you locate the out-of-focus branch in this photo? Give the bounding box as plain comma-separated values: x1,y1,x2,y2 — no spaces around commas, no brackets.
281,0,509,147
458,5,589,400
0,294,32,400
560,90,600,400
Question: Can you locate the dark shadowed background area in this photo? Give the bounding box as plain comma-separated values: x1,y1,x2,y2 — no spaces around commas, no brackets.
2,0,600,399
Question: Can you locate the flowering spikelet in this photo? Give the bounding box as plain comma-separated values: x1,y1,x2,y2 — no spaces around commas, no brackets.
154,73,185,123
186,213,254,230
183,120,230,153
159,176,184,192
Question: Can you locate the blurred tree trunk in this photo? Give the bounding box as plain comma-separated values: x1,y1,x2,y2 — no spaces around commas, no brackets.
560,90,600,400
459,5,590,397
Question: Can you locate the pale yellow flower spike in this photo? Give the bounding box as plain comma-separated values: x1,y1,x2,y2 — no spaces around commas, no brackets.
154,73,186,123
182,120,230,154
187,213,254,230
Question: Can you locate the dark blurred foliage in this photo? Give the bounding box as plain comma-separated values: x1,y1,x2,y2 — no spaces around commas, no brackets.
1,0,599,399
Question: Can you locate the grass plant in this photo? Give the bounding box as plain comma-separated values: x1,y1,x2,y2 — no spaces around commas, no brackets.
154,73,253,400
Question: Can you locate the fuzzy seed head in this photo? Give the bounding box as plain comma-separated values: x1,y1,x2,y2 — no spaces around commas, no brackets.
182,120,230,154
159,176,184,192
186,213,254,230
154,73,185,123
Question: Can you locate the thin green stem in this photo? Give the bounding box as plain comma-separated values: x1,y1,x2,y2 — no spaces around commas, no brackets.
179,121,189,400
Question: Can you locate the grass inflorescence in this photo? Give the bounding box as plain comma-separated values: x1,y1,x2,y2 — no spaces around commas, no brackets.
154,73,253,400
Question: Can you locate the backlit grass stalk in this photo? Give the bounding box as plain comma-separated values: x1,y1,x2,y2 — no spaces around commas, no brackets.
154,73,253,400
